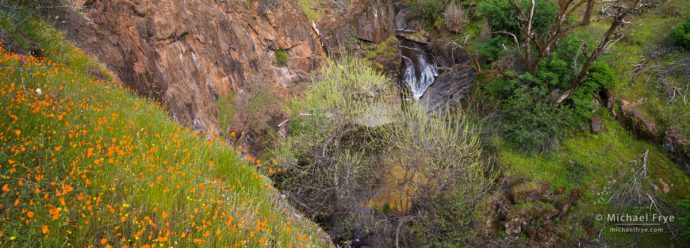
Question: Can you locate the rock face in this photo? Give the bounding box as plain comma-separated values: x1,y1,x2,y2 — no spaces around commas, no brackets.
57,0,326,132
420,65,474,112
317,0,397,57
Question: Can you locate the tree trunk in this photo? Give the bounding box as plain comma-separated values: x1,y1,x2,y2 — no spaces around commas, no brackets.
556,0,642,104
582,0,595,25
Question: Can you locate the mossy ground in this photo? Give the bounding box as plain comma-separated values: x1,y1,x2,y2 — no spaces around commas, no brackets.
493,1,690,245
0,10,328,248
595,0,690,135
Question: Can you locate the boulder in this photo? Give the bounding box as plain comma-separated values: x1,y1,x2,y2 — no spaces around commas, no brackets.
619,99,661,141
591,116,603,133
663,129,690,172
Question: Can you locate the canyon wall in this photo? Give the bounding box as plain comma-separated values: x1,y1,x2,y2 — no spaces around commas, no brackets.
58,0,326,132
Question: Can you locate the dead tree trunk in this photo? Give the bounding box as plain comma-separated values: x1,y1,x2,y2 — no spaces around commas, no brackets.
582,0,595,25
556,0,642,104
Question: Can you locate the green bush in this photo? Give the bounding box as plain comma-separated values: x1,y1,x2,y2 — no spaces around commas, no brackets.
476,0,557,39
481,32,614,152
476,35,512,63
273,58,490,246
496,87,577,152
486,61,615,152
275,49,289,66
671,16,690,48
570,61,615,120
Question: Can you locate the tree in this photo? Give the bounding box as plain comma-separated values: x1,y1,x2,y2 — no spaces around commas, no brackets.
481,0,644,103
556,0,643,104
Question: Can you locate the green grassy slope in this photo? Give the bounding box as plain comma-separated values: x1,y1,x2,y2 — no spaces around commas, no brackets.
0,11,328,248
495,1,690,245
598,0,690,135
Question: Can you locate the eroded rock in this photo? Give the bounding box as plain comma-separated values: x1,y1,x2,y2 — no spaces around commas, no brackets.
54,0,326,133
419,65,475,112
619,98,661,141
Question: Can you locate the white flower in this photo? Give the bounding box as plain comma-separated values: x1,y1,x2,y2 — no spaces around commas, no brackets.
35,88,42,95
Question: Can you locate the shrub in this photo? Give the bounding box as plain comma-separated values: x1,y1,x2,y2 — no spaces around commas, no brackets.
571,61,615,120
405,0,443,21
671,16,690,48
274,49,289,66
476,0,557,40
481,32,614,152
498,91,577,152
476,35,512,63
224,81,285,154
273,58,490,246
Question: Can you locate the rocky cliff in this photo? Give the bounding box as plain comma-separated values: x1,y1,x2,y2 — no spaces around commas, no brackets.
55,0,326,132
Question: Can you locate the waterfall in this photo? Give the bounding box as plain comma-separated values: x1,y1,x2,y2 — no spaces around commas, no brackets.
400,45,438,100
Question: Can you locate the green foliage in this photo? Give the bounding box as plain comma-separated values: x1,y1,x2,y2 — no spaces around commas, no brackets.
298,0,327,22
671,16,690,48
476,36,511,63
274,49,289,66
404,0,448,30
481,32,615,152
366,36,400,71
571,61,615,120
476,0,557,39
216,94,236,136
498,90,577,152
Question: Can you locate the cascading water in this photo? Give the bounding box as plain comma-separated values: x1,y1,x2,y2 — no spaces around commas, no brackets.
400,42,439,100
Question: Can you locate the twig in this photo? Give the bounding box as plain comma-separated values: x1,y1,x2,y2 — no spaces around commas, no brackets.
641,149,648,178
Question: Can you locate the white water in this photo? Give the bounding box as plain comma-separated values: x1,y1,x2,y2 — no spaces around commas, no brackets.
401,49,438,100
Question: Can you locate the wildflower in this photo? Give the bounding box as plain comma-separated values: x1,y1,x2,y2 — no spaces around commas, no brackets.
42,225,49,234
2,184,9,192
27,211,35,218
100,238,107,244
35,88,42,96
206,137,211,141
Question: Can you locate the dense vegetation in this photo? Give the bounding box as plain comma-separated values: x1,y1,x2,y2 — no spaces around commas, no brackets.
0,9,328,247
390,0,690,246
271,58,492,247
672,16,690,48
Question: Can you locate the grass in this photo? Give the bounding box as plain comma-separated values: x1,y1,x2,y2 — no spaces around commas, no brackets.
299,0,322,22
0,10,328,248
498,115,690,245
591,0,690,135
500,117,689,194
